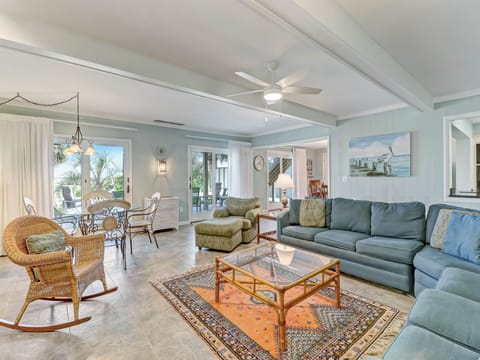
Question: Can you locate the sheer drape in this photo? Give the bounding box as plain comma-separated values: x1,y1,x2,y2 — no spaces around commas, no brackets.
293,148,308,199
0,115,53,254
228,141,253,198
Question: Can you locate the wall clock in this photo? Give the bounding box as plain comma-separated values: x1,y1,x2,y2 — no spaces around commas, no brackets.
253,155,265,171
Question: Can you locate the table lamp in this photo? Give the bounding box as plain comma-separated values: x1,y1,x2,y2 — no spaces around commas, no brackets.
275,173,294,208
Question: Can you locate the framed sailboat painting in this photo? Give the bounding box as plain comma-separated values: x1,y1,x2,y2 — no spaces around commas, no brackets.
349,132,411,177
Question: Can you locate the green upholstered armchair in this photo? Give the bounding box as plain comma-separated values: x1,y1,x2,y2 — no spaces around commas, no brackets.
213,197,261,243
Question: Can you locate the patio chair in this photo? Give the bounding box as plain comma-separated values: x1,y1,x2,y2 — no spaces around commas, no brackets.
0,216,117,332
61,185,81,209
192,187,201,212
127,192,160,254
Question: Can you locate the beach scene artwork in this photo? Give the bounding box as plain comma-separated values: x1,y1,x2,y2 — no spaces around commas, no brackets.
349,132,411,177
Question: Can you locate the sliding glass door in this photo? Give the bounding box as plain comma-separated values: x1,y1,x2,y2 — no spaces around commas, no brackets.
189,146,229,222
53,138,131,215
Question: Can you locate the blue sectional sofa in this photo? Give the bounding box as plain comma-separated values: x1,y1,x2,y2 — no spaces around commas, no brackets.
277,198,426,293
383,267,480,359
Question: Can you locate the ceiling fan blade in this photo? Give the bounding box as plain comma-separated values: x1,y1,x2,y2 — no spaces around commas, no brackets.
276,69,308,88
282,86,322,95
234,72,269,87
226,89,265,98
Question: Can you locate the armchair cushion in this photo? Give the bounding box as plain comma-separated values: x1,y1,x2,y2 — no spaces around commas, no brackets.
26,230,65,254
224,197,260,216
213,207,230,218
245,208,261,225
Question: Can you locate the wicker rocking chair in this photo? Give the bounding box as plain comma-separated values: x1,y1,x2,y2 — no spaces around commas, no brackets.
0,215,117,332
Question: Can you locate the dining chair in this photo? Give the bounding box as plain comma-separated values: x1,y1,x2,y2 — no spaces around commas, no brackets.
83,190,113,210
0,215,117,332
321,183,328,198
23,197,37,215
308,180,322,197
126,192,160,254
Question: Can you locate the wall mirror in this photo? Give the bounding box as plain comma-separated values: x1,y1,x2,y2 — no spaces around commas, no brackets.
444,112,480,199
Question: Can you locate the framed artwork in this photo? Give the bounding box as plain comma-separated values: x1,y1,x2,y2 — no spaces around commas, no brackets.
306,159,313,178
349,132,411,177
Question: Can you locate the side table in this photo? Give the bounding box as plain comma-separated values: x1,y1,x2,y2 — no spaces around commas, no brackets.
257,209,287,243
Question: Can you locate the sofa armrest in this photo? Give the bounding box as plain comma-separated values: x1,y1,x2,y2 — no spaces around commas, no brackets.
213,207,230,218
245,208,262,225
277,211,290,239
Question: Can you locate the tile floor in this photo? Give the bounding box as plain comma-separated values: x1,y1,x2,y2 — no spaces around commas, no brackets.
0,224,414,359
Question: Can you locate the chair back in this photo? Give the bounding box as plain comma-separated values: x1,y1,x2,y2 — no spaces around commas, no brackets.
3,216,65,268
321,183,328,198
83,191,114,210
23,197,37,215
145,193,160,222
308,180,322,197
87,199,131,214
215,183,222,197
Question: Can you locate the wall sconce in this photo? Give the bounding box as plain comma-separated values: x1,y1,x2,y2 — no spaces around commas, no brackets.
158,159,167,174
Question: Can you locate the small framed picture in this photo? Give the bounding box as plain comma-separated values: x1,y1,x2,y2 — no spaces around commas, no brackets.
306,159,313,178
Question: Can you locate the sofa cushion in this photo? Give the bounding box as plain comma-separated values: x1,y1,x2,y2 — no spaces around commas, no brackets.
383,325,479,360
413,245,480,281
356,237,424,265
228,216,252,230
409,289,480,351
224,197,260,216
314,230,369,251
437,268,480,302
288,199,301,224
330,198,371,234
430,209,480,249
282,225,327,242
444,211,480,264
299,199,325,227
371,201,425,241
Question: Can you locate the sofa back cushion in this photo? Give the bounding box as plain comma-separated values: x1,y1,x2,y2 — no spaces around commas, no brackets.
426,203,480,244
371,201,425,241
444,211,480,264
330,198,371,234
225,197,260,216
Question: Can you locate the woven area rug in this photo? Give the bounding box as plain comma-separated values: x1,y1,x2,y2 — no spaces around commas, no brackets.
151,265,406,360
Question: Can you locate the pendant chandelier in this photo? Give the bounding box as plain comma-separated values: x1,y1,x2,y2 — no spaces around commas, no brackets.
0,92,95,155
63,93,96,155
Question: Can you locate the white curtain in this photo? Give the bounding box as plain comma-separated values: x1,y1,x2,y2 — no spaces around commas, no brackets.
293,148,308,199
0,114,53,255
228,141,253,198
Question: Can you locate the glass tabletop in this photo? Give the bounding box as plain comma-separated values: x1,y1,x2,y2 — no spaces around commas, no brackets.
219,243,337,285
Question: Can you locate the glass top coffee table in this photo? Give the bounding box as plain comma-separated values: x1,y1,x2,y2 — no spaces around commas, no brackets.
215,243,340,352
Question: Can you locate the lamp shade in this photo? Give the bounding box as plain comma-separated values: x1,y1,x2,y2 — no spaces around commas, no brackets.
275,173,294,189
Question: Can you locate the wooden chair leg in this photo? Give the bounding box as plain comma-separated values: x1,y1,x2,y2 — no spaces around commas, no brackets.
15,300,31,325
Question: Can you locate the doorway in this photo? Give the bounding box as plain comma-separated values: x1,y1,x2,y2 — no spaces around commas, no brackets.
53,137,132,215
188,146,229,222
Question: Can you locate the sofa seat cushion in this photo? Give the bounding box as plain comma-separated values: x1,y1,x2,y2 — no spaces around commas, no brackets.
383,325,479,360
437,268,480,302
371,201,425,241
282,225,327,242
330,198,371,234
229,216,252,230
195,218,243,237
314,230,369,251
409,289,480,351
413,245,480,280
356,237,424,264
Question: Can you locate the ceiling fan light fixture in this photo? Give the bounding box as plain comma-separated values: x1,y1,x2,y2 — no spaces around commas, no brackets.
264,87,282,102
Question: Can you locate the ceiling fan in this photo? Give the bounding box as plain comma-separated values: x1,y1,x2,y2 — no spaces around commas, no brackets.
227,62,322,104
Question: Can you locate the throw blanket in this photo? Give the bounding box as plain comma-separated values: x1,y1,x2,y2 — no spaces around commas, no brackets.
299,199,325,227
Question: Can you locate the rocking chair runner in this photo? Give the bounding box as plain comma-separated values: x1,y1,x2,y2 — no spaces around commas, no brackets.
0,216,117,332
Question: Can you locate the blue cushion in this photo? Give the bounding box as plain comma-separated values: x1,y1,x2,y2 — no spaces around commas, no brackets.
383,325,479,360
413,246,480,280
426,203,480,244
314,230,369,251
444,211,480,264
409,289,480,351
288,199,302,224
356,237,424,264
371,201,425,241
330,198,371,234
437,268,480,302
282,225,327,242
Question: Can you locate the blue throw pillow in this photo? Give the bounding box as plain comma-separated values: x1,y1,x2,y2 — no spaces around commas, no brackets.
443,212,480,264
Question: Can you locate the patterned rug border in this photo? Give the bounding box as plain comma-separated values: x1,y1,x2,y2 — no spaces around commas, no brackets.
150,264,407,360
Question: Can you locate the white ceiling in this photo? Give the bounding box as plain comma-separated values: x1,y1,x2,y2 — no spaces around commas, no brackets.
0,0,478,137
